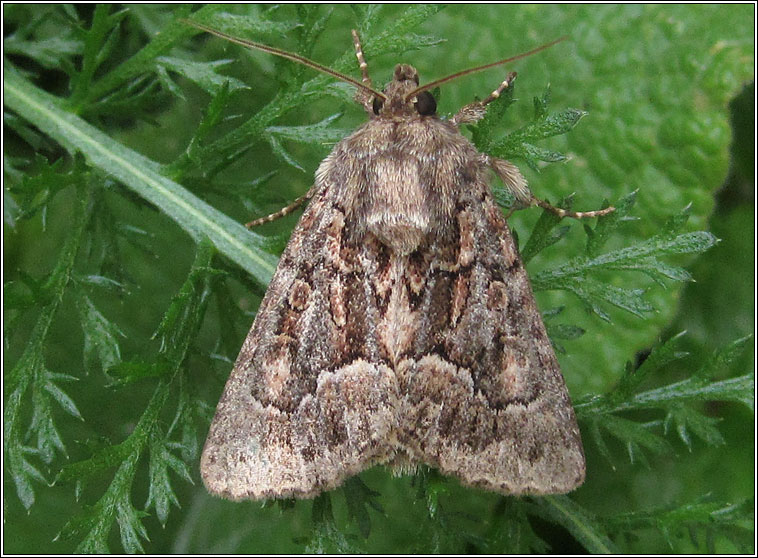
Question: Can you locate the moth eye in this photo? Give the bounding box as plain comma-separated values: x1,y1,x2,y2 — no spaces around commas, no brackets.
372,97,384,115
414,91,437,116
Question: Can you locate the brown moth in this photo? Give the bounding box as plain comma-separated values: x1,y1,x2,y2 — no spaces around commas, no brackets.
188,20,613,500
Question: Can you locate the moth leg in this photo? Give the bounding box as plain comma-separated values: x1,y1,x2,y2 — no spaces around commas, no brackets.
245,191,311,228
351,29,374,113
450,72,518,126
531,196,615,219
485,155,615,219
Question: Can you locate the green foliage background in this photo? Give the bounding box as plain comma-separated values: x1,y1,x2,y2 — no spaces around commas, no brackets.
3,4,754,554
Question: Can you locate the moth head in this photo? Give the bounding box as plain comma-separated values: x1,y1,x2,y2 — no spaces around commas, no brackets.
373,64,437,118
180,20,564,124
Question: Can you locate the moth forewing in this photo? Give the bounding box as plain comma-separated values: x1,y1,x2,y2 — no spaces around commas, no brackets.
195,21,602,500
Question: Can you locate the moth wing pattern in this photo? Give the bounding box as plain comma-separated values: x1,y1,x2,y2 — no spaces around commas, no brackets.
202,118,586,499
200,180,400,500
395,181,585,495
198,26,589,498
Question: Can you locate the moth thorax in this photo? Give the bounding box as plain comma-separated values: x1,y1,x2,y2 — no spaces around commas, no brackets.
367,213,428,256
365,157,431,255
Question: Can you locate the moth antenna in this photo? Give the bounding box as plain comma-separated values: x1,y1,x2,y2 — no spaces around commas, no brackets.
182,19,387,101
404,36,567,101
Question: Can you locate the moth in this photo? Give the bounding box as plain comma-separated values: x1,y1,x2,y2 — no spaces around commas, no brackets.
188,20,614,500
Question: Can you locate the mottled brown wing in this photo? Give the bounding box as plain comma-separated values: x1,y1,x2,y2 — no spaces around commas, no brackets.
395,185,586,495
200,188,400,500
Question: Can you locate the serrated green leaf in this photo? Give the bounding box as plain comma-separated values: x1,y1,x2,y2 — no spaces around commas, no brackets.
146,431,183,527
106,358,173,386
55,440,133,485
664,404,725,450
68,5,127,109
612,332,691,404
355,5,443,60
79,5,223,103
75,291,123,374
605,497,754,553
539,275,653,320
488,499,550,553
629,373,754,412
6,445,49,509
4,183,91,508
42,373,82,420
342,476,382,539
584,189,639,257
58,384,169,552
156,56,248,96
266,133,305,172
578,335,750,419
11,155,84,219
306,493,364,553
533,86,551,121
116,496,150,554
153,242,219,361
264,113,351,171
202,11,303,37
185,80,232,158
692,335,753,381
602,415,672,460
29,392,67,463
470,79,518,151
266,113,350,144
5,34,83,68
509,108,587,144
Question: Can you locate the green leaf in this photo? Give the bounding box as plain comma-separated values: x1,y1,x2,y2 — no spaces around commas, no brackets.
155,56,248,96
75,290,124,374
4,183,91,508
578,335,752,415
305,493,363,553
584,190,640,257
342,476,383,538
9,155,86,221
3,4,83,69
487,499,550,553
529,200,718,322
519,195,574,263
625,372,754,413
532,495,618,553
56,384,169,552
200,11,303,38
145,429,193,526
494,108,587,170
605,497,754,553
171,4,444,176
79,5,225,103
106,358,173,387
152,239,221,361
664,404,725,450
68,5,128,110
4,65,278,286
264,113,352,171
593,414,672,466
